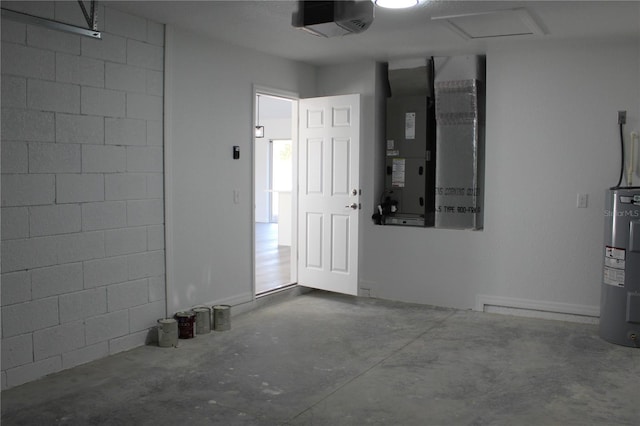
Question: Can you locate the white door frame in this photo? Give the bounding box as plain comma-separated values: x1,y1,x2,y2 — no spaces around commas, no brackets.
252,85,299,296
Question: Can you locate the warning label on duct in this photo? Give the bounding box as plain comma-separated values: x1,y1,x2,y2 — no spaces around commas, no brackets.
405,113,415,140
391,158,406,188
604,246,625,287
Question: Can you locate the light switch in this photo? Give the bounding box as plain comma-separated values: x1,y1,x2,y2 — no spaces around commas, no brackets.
577,193,588,208
233,190,240,204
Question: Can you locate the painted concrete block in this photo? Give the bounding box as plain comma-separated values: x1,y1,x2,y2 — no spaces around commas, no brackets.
0,271,31,306
29,203,82,237
127,39,163,71
127,199,164,226
146,70,163,96
146,120,163,146
56,173,104,203
127,250,165,280
31,262,84,299
105,118,146,146
105,173,147,201
147,174,164,198
1,207,29,240
59,288,107,323
55,113,104,145
82,144,125,173
5,356,61,389
84,256,128,288
147,225,165,250
129,300,164,333
147,20,165,46
27,25,80,54
1,19,26,44
55,231,105,264
105,62,146,93
1,141,28,174
109,329,148,355
82,201,127,231
126,93,162,121
107,279,148,312
148,275,165,302
1,108,55,142
1,75,26,108
1,174,55,207
1,297,59,337
104,226,147,257
104,8,147,41
1,334,33,370
62,342,108,370
0,236,58,272
126,146,163,172
28,79,80,114
1,42,55,80
56,52,104,88
33,321,85,360
85,310,130,345
81,33,126,63
81,86,126,118
29,142,81,173
2,1,54,18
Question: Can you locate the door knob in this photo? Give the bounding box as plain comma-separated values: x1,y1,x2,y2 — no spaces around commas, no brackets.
346,203,358,210
352,189,358,196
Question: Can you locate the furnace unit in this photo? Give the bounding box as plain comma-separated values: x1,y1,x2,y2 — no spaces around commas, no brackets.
382,59,436,227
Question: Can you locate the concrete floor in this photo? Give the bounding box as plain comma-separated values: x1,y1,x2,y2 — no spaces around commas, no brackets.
2,291,639,425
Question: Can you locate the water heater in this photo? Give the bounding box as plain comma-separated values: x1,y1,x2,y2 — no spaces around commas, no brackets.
600,187,640,347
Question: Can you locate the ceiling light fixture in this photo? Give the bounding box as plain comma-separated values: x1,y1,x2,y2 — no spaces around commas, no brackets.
373,0,419,9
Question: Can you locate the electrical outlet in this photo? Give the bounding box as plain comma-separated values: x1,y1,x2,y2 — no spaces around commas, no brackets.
577,193,588,208
618,111,627,125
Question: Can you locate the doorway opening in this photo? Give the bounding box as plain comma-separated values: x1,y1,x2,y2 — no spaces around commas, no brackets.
254,92,296,295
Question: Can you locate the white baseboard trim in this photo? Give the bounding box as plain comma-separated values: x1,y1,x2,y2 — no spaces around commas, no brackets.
214,292,254,308
475,295,600,324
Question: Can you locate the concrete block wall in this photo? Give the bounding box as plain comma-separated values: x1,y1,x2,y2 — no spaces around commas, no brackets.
1,2,165,390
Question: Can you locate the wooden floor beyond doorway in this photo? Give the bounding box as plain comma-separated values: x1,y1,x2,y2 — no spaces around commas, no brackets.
255,223,291,294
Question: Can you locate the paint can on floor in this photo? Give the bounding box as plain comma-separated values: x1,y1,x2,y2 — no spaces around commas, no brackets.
157,318,178,347
213,305,231,331
193,307,211,335
175,311,197,339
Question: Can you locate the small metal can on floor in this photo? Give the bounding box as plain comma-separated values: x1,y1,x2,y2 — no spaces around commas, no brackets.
157,318,178,347
213,305,231,331
193,307,211,335
175,311,197,338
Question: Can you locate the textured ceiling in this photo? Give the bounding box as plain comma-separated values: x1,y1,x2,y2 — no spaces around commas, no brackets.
108,1,640,66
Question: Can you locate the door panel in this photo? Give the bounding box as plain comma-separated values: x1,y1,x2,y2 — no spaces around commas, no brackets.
298,94,360,296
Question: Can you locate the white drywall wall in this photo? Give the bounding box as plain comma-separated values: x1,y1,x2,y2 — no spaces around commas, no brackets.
357,39,640,314
165,27,315,313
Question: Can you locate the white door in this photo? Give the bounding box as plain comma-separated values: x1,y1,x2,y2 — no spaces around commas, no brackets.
298,94,360,295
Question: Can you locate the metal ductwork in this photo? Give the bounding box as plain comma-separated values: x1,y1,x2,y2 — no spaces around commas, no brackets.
292,1,374,37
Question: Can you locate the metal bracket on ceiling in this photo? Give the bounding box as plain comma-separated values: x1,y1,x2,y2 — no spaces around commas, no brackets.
1,0,101,39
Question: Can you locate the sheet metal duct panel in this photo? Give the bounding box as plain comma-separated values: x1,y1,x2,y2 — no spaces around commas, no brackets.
388,66,432,97
434,55,485,230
